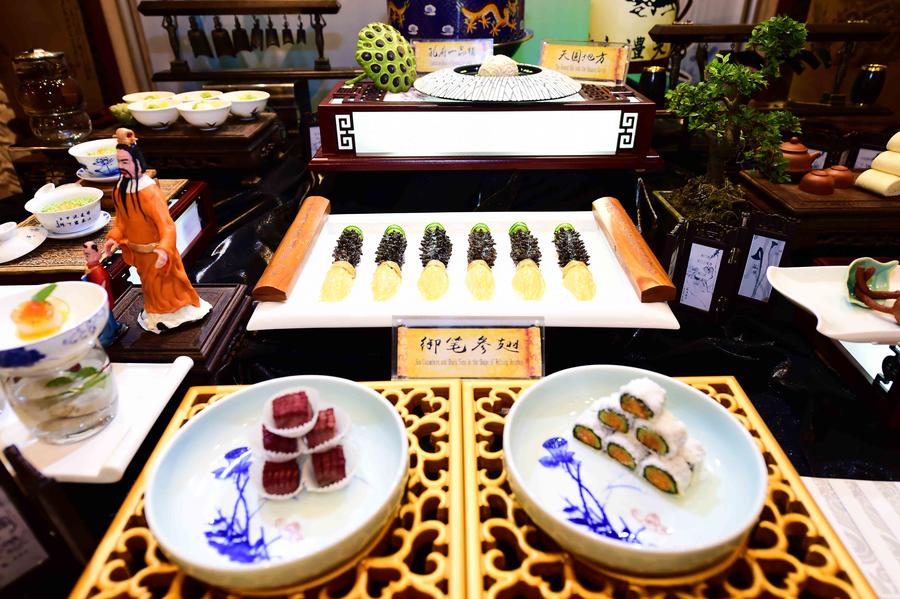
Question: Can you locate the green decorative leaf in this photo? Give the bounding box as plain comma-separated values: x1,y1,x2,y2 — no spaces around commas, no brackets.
31,283,57,303
45,376,74,388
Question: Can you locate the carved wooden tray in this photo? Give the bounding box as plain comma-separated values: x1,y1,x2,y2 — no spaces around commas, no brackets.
71,381,465,598
461,376,876,598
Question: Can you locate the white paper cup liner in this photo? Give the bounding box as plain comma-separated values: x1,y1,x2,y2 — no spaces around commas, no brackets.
301,405,352,455
259,424,304,462
263,387,320,438
302,442,358,493
251,452,304,500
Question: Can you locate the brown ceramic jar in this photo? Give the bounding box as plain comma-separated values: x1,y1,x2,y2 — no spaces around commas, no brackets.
780,137,822,180
826,165,856,188
798,169,835,195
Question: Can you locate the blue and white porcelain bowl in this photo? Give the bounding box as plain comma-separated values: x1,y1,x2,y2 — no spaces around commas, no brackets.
67,138,119,178
24,186,103,235
145,375,409,590
176,98,232,131
223,90,270,120
503,365,768,575
0,281,109,373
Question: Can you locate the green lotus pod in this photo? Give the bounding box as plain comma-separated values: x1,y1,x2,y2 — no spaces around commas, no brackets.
352,22,416,92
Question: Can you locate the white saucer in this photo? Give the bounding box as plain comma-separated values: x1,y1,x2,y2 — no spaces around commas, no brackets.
0,227,47,264
45,211,111,240
76,168,119,184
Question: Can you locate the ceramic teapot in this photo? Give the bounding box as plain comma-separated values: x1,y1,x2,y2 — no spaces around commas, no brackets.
780,137,822,179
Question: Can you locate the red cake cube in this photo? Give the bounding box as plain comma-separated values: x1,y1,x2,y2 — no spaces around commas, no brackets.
312,445,347,487
262,460,300,495
272,391,312,429
305,408,337,449
262,425,299,454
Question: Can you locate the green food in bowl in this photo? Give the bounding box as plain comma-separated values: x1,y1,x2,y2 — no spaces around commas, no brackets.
237,93,260,101
198,91,215,99
40,196,96,213
192,100,223,110
144,101,173,110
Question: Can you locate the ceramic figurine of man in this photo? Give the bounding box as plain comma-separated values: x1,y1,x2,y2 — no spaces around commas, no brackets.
82,241,127,345
103,128,211,333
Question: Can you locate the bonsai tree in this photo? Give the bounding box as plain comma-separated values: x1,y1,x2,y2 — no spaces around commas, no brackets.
665,16,807,219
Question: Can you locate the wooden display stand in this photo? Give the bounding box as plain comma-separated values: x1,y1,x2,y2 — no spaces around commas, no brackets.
106,284,252,383
740,170,900,254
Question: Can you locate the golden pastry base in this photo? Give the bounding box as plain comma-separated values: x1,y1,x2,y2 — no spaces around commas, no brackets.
461,377,876,598
72,377,874,598
70,381,465,599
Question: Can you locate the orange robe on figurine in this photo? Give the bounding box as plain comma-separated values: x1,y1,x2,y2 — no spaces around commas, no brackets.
104,128,210,332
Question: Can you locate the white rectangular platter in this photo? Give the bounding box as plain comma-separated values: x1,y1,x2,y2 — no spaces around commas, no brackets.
248,211,679,330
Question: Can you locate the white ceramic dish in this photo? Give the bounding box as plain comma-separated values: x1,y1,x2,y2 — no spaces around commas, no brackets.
144,375,409,590
223,90,270,120
177,99,232,131
67,139,118,178
247,211,679,331
174,90,224,103
0,227,46,264
768,265,900,344
24,187,103,235
128,99,180,130
122,91,176,104
45,211,110,240
0,222,15,242
503,365,768,575
0,281,108,372
76,168,118,184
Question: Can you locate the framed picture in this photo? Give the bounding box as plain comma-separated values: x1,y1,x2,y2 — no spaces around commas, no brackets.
670,220,741,317
737,234,785,301
847,131,890,170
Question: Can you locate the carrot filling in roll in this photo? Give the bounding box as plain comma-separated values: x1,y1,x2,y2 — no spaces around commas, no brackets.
620,393,653,419
636,428,668,455
643,465,678,494
607,444,636,470
598,409,629,433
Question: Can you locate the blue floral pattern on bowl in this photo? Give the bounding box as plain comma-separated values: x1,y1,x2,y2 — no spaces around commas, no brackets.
206,447,279,564
89,155,118,177
539,437,645,544
0,347,46,368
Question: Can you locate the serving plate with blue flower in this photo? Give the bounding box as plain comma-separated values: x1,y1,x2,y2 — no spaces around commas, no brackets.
144,375,409,590
503,365,767,576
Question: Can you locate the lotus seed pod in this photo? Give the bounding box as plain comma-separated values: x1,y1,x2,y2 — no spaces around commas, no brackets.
355,22,417,92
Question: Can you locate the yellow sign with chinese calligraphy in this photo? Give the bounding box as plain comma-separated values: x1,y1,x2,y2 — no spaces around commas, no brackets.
540,40,630,83
396,326,542,379
412,39,494,73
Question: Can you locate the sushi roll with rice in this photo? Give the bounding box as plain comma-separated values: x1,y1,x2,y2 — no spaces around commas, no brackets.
605,432,648,470
634,411,688,456
619,377,666,420
641,454,693,494
678,438,706,471
572,407,609,450
594,393,632,433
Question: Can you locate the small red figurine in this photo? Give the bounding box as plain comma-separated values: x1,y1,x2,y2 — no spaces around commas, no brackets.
82,241,126,345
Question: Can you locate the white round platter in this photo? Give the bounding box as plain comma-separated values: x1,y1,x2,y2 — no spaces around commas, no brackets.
413,63,581,102
45,211,110,240
0,226,46,264
503,364,767,576
145,375,409,590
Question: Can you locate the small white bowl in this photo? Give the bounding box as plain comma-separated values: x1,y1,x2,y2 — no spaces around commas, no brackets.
0,281,109,372
128,99,180,130
122,91,176,104
68,139,118,178
24,187,103,235
223,90,270,120
177,99,231,131
174,90,224,103
0,222,16,243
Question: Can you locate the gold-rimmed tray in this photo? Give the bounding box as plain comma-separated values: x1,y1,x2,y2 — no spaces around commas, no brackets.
461,376,876,598
71,380,465,598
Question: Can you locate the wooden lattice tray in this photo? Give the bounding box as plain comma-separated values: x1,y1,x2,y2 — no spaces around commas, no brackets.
461,377,876,599
71,382,465,599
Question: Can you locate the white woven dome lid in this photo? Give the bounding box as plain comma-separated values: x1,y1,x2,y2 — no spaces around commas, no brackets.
413,64,582,102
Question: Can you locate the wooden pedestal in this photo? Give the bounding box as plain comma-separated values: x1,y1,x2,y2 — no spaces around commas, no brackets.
106,284,252,383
